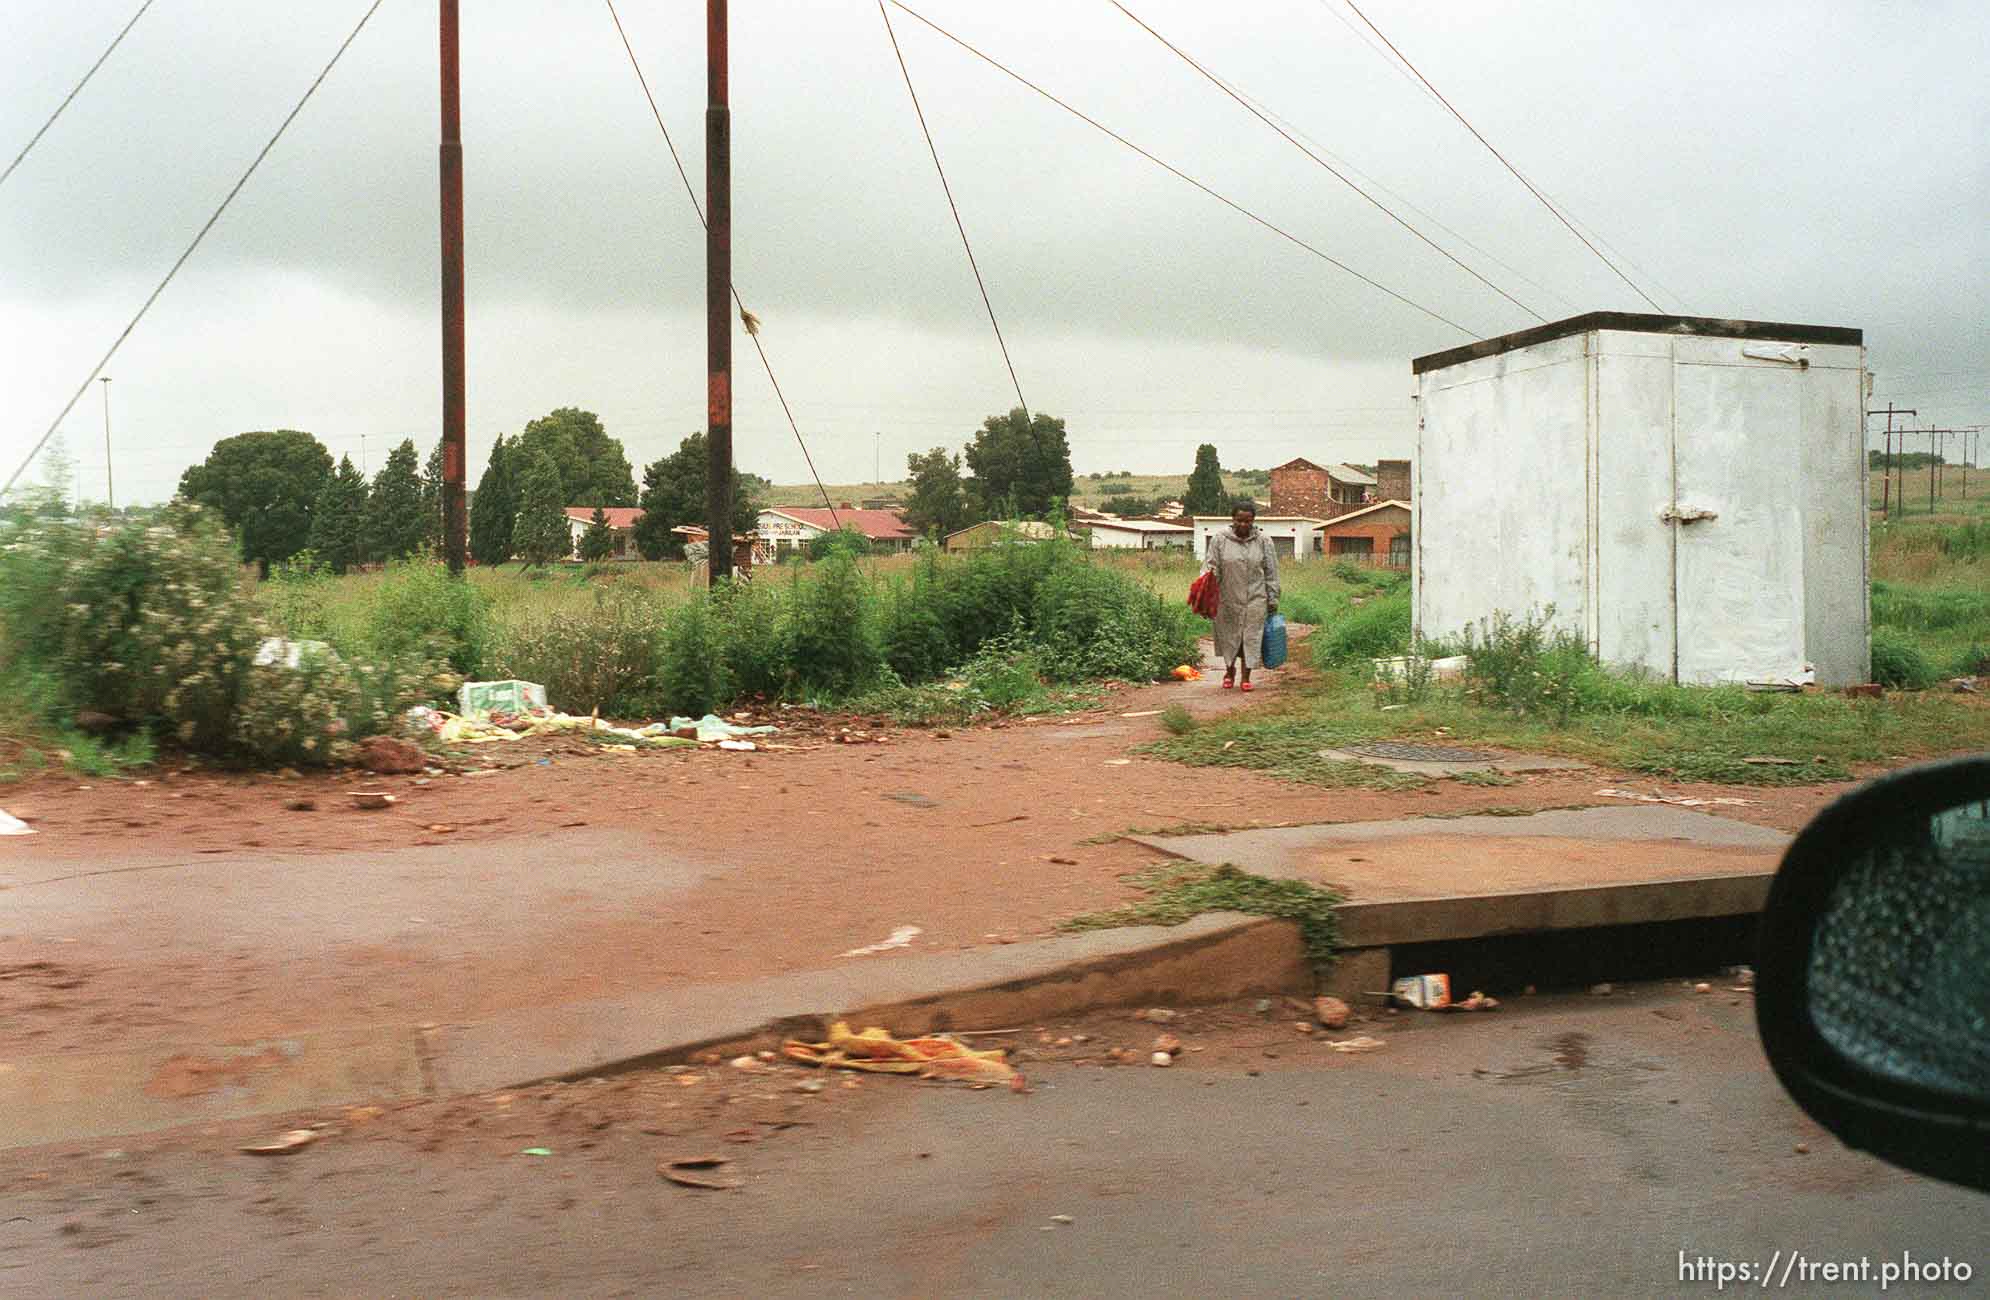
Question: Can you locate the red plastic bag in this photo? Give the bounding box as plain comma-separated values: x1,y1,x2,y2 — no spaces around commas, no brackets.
1187,571,1220,619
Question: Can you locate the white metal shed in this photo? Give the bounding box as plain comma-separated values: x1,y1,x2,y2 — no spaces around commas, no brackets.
1411,313,1868,686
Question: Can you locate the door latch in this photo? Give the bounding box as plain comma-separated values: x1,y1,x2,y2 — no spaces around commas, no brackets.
1659,505,1718,525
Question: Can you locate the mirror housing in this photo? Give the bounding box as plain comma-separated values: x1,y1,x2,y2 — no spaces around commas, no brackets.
1756,755,1990,1194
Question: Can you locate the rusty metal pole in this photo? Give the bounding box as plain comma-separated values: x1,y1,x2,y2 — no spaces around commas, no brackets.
439,0,468,574
704,0,733,588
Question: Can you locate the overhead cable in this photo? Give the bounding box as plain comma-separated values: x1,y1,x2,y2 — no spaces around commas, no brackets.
876,0,1030,419
603,0,842,529
887,1,1477,335
1110,0,1544,324
1336,0,1664,311
1,0,158,192
6,0,386,500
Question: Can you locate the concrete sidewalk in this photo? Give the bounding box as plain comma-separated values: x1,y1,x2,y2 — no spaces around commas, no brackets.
0,912,1307,1149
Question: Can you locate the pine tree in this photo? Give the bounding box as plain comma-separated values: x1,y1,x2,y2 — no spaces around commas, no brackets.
366,438,427,562
308,455,371,574
420,441,446,551
469,435,516,565
578,506,616,562
513,450,570,567
1183,443,1227,516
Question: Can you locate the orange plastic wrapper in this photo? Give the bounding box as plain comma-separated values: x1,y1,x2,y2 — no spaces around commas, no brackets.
783,1021,1017,1083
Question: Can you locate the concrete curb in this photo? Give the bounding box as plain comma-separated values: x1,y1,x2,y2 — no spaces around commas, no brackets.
3,913,1308,1149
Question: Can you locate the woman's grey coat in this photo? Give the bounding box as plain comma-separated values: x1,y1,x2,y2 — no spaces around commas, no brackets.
1202,526,1280,669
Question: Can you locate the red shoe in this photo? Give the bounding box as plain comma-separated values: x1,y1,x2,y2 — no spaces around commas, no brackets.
1240,680,1255,692
1220,672,1235,689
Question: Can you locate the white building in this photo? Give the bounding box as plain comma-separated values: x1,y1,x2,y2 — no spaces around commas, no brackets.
1089,519,1193,550
1411,312,1868,686
1190,515,1326,563
562,507,642,560
755,507,917,556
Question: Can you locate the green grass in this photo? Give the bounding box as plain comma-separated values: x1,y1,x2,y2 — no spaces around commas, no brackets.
1063,861,1345,966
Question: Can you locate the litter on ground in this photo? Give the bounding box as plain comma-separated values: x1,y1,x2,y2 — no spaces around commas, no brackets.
839,925,921,957
784,1021,1019,1085
1595,788,1753,808
0,809,34,836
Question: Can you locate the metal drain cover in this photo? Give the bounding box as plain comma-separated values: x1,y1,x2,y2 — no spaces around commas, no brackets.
1340,741,1494,763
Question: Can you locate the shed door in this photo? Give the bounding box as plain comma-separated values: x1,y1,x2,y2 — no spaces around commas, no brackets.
1670,363,1808,684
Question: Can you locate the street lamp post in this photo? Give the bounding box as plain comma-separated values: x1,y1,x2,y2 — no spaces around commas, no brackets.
99,376,113,512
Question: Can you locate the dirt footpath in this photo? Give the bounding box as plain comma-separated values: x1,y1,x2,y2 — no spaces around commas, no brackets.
1,664,1845,1063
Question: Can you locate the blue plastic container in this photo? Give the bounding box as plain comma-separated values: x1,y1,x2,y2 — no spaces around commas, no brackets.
1261,613,1288,669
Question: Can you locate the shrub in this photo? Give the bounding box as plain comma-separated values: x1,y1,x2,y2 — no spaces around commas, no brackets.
880,554,955,684
233,643,445,767
959,634,1045,711
804,528,874,562
488,588,664,715
786,551,887,698
1160,703,1197,735
1311,588,1411,666
1029,558,1199,682
713,579,790,699
1461,607,1593,723
1870,627,1937,690
655,591,730,717
366,557,493,676
0,513,261,751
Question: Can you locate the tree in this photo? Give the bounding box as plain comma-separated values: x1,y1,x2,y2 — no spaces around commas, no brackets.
469,435,517,565
1183,443,1227,516
633,432,760,560
512,407,636,508
307,455,371,573
367,438,427,563
901,447,969,539
513,450,570,567
177,429,334,573
963,407,1073,518
420,441,446,551
578,506,616,562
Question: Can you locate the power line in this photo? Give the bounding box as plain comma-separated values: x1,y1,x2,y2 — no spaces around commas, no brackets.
5,0,386,501
0,0,157,192
876,0,1030,419
886,2,1477,335
1109,0,1544,324
603,0,841,530
1335,0,1664,311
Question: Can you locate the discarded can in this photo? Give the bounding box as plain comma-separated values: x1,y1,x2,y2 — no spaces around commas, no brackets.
1392,974,1452,1010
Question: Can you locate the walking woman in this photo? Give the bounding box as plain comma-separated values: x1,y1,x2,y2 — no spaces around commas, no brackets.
1202,500,1280,690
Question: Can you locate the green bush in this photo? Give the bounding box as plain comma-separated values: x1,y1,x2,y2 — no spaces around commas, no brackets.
1870,627,1937,689
1029,559,1199,682
880,554,956,684
959,634,1045,711
488,588,665,715
786,552,887,698
366,557,493,676
0,512,262,750
713,579,790,699
1461,607,1592,722
655,592,730,717
804,528,874,562
1311,588,1411,666
233,643,444,767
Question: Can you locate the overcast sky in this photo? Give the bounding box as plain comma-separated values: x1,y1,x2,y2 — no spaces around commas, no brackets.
3,0,1985,504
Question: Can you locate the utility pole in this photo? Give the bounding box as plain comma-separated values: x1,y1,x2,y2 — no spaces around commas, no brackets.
1868,402,1913,520
704,0,732,588
874,431,881,487
360,432,368,475
439,0,468,575
98,376,113,511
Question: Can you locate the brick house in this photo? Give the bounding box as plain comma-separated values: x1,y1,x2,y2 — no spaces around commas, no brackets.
1268,458,1377,518
1376,459,1411,503
1318,499,1411,566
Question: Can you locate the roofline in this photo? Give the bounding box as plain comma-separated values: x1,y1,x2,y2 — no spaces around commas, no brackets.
760,506,913,537
1090,519,1193,531
1411,311,1863,375
1190,514,1333,523
1319,498,1410,526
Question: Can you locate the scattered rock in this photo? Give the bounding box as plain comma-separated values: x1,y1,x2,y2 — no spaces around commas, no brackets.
1254,998,1274,1015
1693,982,1712,994
73,710,119,734
728,1055,764,1072
1152,1033,1182,1056
794,1080,824,1094
1293,1021,1315,1035
1148,1051,1172,1068
1589,982,1614,997
349,791,395,810
1794,1143,1810,1155
1314,996,1351,1030
1133,1007,1177,1024
285,798,317,813
357,735,427,775
1050,1214,1075,1225
240,1129,318,1155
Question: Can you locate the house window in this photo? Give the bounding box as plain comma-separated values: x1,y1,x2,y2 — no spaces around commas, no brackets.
1389,533,1410,566
1272,535,1296,559
1329,536,1374,557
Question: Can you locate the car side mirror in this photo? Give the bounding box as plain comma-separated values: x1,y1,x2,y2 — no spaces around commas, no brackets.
1756,756,1990,1194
